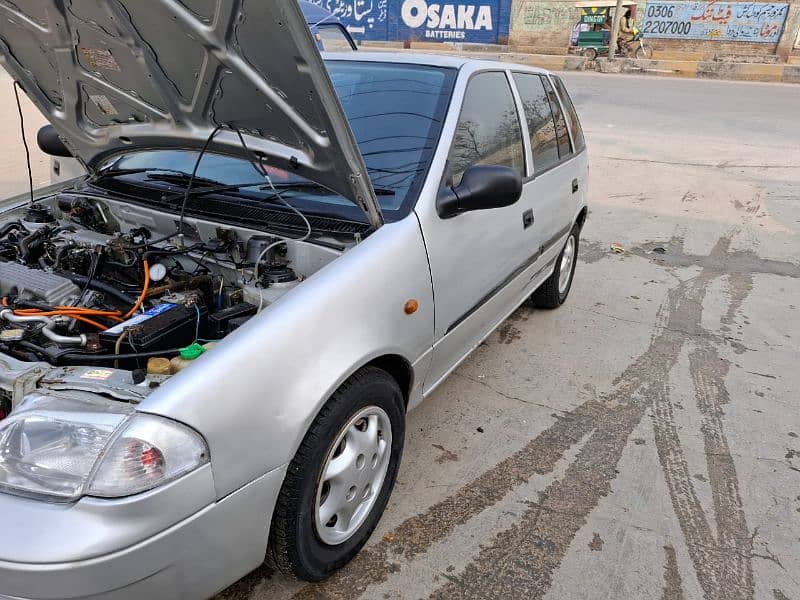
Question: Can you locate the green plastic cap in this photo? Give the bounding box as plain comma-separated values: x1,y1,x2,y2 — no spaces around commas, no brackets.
179,343,206,361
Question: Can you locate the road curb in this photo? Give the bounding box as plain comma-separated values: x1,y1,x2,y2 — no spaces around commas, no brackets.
373,45,798,84
572,55,796,83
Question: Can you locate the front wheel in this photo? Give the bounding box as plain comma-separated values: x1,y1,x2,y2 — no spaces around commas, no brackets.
636,42,653,59
531,224,580,309
268,367,405,581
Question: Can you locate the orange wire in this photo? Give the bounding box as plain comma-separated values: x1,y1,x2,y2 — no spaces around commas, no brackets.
67,314,108,330
14,310,121,317
5,261,150,327
16,309,121,316
124,260,149,319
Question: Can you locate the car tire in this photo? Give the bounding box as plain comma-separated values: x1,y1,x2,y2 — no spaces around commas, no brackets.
531,224,580,309
268,366,405,582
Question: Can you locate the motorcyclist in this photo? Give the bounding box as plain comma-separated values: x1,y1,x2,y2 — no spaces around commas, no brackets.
617,8,635,54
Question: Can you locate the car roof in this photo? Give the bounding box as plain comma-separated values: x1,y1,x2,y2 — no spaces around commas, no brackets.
323,51,552,75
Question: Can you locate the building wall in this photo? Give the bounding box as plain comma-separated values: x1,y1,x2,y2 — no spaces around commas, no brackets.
309,0,513,44
316,0,800,58
509,0,583,47
508,0,799,57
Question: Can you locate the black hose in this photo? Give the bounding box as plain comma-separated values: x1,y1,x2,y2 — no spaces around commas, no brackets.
142,245,203,262
58,272,138,306
18,229,45,260
10,299,56,312
61,348,184,362
74,250,101,306
13,341,50,362
0,221,23,238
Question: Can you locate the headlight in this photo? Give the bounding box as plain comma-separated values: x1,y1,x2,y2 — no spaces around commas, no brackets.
0,393,209,502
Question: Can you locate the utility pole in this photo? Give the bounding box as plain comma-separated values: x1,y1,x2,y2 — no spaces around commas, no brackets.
608,0,625,58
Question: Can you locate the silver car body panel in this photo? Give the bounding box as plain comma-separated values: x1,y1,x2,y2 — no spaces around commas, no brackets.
0,1,382,227
0,53,588,599
139,214,436,497
0,465,286,600
403,59,589,393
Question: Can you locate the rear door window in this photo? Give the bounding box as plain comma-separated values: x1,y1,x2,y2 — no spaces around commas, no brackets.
447,72,526,186
551,76,586,154
512,73,560,174
542,76,572,159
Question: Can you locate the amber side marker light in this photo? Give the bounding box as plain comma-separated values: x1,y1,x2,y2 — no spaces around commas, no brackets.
404,299,419,315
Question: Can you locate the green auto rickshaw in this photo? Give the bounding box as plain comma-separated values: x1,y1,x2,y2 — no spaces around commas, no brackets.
570,0,653,60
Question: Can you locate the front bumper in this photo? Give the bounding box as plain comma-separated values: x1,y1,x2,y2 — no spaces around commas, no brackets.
0,465,286,600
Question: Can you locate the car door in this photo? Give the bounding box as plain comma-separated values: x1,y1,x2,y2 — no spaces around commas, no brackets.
417,70,533,394
551,74,589,218
512,72,578,273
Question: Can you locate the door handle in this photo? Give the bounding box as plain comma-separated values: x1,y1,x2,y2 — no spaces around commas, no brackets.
572,179,579,194
523,209,534,229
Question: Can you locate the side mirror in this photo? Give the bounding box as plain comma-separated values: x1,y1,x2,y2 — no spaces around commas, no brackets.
437,164,523,219
37,125,72,157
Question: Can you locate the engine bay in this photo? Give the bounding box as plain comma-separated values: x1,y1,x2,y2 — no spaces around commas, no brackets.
0,192,346,413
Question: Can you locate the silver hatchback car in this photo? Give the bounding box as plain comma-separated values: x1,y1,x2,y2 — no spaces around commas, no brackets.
0,2,587,598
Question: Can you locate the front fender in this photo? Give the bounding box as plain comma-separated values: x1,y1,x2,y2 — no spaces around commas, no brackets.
137,216,434,498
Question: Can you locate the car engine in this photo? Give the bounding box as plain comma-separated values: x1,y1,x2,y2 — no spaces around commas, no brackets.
0,194,343,414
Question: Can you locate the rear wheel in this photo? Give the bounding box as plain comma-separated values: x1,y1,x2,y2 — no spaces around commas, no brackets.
268,367,405,582
531,224,580,309
581,47,598,60
636,43,653,59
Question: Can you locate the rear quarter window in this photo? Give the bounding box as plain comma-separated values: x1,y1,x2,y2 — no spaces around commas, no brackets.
551,76,586,154
541,76,572,160
512,73,560,175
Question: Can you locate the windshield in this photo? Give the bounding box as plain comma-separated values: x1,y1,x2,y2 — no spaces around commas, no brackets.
102,61,455,223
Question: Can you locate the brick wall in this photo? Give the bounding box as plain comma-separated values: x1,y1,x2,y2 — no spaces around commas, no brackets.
509,0,583,47
508,0,800,58
649,38,777,55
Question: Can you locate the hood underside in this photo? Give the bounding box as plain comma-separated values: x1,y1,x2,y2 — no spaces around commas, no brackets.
0,0,382,227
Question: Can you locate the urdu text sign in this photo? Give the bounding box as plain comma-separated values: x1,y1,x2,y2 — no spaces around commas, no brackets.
641,2,789,42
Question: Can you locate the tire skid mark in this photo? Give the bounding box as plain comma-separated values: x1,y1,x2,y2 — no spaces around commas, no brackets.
294,404,603,599
662,545,685,600
295,234,756,600
651,260,755,599
426,259,705,599
425,235,756,600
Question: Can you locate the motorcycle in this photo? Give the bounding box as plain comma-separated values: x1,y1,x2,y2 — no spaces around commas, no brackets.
619,29,653,59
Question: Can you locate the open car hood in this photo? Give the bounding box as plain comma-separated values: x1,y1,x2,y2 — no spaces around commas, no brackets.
0,0,382,228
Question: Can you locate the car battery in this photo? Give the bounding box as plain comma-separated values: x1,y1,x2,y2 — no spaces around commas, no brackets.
100,301,208,353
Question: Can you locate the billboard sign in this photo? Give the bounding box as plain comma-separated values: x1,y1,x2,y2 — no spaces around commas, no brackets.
309,0,511,43
310,0,389,41
399,0,499,42
641,2,789,43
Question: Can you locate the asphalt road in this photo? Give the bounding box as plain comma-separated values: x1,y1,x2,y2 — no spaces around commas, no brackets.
1,72,799,599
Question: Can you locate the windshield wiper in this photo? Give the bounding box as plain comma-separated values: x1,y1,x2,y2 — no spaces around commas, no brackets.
268,181,396,196
92,167,191,181
90,168,225,191
161,181,272,204
145,172,225,187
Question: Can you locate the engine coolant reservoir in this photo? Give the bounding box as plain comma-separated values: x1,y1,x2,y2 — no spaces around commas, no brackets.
170,343,206,374
169,342,217,374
